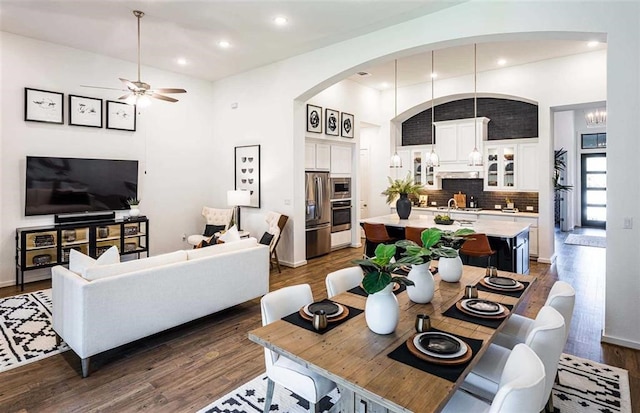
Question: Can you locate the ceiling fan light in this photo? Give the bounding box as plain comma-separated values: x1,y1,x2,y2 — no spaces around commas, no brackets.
124,94,137,105
136,94,151,108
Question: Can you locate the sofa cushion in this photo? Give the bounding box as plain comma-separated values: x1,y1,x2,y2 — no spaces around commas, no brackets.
69,246,120,277
83,250,188,281
186,237,257,260
219,225,241,243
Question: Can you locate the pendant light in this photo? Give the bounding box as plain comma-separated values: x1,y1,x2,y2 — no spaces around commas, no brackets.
468,43,483,166
426,50,440,167
390,59,403,168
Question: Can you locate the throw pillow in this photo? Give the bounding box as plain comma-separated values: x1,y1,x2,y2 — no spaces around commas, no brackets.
259,232,274,246
203,224,226,237
219,225,241,243
69,245,120,277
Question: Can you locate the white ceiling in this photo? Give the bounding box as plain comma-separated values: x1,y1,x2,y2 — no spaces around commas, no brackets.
0,1,606,89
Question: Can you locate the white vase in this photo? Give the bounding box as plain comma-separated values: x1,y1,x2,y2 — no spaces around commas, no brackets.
439,254,463,283
406,262,435,304
365,283,399,334
129,207,140,217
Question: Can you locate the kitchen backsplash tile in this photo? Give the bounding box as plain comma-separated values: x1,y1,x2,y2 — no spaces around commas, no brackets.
418,178,538,212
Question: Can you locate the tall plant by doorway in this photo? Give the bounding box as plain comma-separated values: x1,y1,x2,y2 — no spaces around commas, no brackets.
553,148,573,192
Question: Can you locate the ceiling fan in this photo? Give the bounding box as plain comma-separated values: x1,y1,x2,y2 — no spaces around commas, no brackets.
82,10,186,104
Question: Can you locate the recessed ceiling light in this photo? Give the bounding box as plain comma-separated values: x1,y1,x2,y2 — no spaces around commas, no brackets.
587,41,599,48
430,72,438,79
274,16,288,26
218,40,231,49
176,57,187,66
497,59,507,66
380,82,390,89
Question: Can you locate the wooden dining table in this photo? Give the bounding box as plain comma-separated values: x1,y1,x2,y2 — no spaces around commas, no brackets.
248,265,536,413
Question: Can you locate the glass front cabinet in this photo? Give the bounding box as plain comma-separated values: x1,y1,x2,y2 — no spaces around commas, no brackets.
411,148,440,190
484,144,516,191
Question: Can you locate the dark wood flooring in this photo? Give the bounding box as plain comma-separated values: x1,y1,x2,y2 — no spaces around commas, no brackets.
0,230,637,412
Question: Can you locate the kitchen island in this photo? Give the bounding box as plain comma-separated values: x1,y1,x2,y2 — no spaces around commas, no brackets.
361,214,531,274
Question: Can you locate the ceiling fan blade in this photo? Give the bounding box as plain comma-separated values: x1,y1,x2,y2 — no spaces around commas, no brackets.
119,77,138,90
149,92,179,103
118,93,133,100
152,88,187,94
81,85,127,91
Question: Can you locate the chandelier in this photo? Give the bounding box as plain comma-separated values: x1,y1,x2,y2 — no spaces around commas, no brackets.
585,108,606,128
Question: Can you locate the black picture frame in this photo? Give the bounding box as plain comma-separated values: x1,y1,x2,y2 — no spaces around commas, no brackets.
69,95,103,128
325,108,339,136
24,88,64,124
234,145,261,208
307,104,322,133
106,100,136,131
341,112,354,138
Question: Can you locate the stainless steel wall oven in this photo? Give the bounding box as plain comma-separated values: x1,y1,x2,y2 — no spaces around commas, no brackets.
331,200,352,232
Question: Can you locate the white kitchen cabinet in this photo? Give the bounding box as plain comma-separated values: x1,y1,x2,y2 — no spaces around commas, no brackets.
434,117,489,165
411,148,440,189
330,145,352,175
518,143,539,191
305,142,331,170
331,230,352,249
515,216,538,257
484,143,516,191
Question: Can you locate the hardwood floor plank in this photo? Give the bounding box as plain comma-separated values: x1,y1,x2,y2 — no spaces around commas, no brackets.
0,236,637,412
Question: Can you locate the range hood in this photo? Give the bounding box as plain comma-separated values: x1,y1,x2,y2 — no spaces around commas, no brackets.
435,171,483,179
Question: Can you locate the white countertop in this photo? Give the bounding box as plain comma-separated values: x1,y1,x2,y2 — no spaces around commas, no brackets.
411,206,539,219
362,214,531,238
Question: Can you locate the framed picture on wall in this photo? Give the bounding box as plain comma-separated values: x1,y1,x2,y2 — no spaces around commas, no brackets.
306,104,322,133
234,145,261,208
106,100,136,131
325,108,339,136
341,112,354,138
24,88,64,124
69,95,103,128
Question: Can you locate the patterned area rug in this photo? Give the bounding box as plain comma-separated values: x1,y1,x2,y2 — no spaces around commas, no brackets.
0,289,68,373
199,354,631,413
565,234,607,248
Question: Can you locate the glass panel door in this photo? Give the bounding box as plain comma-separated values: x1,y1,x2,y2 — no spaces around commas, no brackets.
581,154,606,228
486,147,498,187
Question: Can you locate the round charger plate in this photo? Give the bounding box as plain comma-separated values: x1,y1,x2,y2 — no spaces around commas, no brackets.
413,332,468,359
456,301,510,320
461,299,504,315
303,302,344,318
407,335,472,366
485,276,518,288
479,277,524,292
299,304,349,323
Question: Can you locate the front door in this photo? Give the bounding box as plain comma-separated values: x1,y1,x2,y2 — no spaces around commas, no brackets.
581,153,606,228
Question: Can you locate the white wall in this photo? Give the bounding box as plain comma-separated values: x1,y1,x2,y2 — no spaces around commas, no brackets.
209,1,640,348
554,110,577,230
0,32,217,286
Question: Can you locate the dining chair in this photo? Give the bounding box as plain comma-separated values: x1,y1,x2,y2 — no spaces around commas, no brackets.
441,343,545,413
260,284,337,413
461,306,565,413
459,233,495,267
493,280,576,350
404,226,427,245
362,223,395,258
325,266,363,298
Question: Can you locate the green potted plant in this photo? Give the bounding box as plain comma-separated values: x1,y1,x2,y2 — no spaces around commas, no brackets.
352,244,418,334
127,197,141,217
381,172,423,219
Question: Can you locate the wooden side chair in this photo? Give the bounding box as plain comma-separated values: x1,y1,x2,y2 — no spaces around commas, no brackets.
264,212,289,273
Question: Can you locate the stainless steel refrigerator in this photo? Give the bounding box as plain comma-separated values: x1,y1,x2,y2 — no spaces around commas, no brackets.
305,171,331,259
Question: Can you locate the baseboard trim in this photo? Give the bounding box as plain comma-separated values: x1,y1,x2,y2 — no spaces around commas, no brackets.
601,334,640,350
0,273,51,289
537,253,556,264
279,259,307,268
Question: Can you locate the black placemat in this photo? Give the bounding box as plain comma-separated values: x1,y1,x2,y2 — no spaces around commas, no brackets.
442,302,514,329
282,300,364,335
388,328,483,382
347,284,407,297
476,280,530,298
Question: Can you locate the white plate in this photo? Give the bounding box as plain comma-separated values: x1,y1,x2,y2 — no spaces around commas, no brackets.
413,332,468,359
303,302,344,318
461,299,505,316
484,277,522,289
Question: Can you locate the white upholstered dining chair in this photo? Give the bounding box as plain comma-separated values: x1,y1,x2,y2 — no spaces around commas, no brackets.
260,284,337,413
493,280,575,349
325,267,363,298
442,343,546,413
461,306,565,413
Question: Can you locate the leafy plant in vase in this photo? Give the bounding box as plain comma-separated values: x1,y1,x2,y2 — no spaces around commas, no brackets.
352,244,419,334
381,172,423,219
127,198,141,217
433,228,476,282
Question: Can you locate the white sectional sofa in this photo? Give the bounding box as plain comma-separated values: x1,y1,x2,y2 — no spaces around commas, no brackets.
52,237,269,377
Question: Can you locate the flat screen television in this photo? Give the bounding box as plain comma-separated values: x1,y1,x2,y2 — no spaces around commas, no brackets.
25,156,139,216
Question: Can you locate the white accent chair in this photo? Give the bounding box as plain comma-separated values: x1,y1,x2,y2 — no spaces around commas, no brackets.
442,343,546,413
325,267,363,298
493,280,575,349
461,306,565,412
187,207,234,247
260,284,337,413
